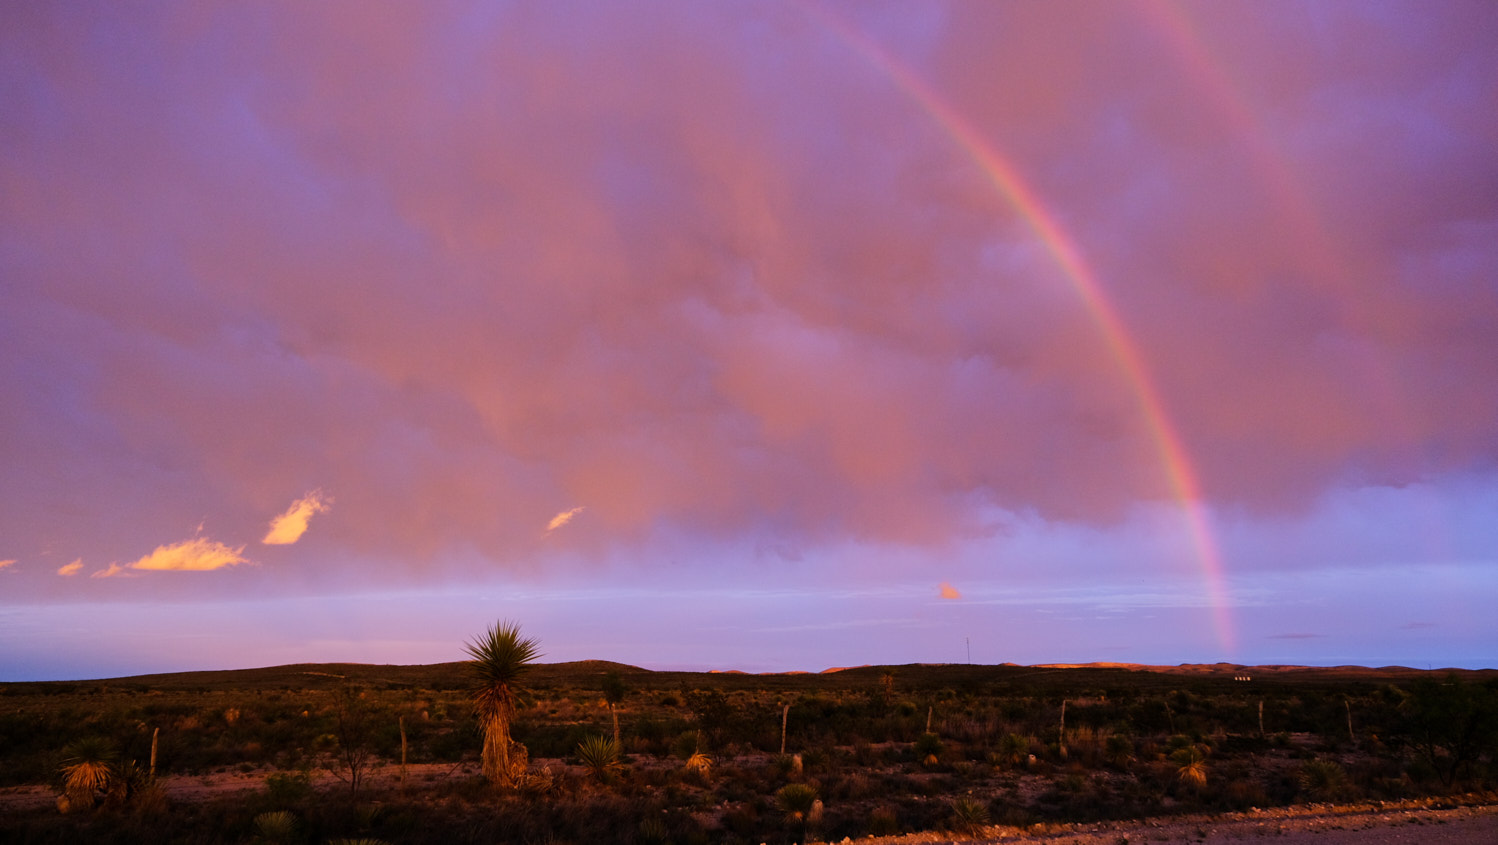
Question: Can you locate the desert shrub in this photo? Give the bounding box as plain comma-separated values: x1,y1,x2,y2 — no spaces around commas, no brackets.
264,770,314,805
867,805,900,835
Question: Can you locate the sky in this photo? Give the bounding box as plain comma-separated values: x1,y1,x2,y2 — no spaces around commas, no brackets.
3,1,1496,681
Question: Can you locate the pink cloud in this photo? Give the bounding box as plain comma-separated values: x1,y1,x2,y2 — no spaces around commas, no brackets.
939,582,962,600
56,560,83,577
545,507,585,536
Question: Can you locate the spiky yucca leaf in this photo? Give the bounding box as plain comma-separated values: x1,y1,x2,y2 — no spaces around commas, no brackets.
465,620,542,720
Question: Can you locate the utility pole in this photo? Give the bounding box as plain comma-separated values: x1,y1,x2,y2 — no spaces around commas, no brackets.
966,637,971,664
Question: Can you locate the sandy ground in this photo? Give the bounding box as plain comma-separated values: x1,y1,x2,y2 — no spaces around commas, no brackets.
4,769,1495,844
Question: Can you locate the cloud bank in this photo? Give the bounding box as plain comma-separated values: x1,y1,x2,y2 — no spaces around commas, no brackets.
0,1,1493,609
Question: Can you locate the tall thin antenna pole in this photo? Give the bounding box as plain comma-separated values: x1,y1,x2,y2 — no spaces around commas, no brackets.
966,637,971,664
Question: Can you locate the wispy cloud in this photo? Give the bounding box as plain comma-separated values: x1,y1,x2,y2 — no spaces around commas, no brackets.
545,506,586,535
131,538,250,572
91,562,131,579
0,559,15,571
1267,632,1326,640
263,491,332,545
938,582,962,600
57,559,83,577
1400,622,1436,630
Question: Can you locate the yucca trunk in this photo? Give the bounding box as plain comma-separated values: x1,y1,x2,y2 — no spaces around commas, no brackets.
481,713,511,784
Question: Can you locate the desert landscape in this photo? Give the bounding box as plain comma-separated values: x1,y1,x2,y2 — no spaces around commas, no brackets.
4,651,1495,843
5,3,1497,843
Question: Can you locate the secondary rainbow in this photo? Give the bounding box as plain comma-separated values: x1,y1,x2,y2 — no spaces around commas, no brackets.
809,6,1236,650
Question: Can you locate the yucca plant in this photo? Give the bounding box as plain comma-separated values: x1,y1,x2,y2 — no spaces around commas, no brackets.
58,737,116,810
949,797,990,835
996,732,1029,767
685,750,713,775
1172,744,1209,789
465,619,541,786
253,810,299,843
1105,734,1135,769
576,734,623,781
637,816,669,844
1299,759,1350,801
777,782,822,839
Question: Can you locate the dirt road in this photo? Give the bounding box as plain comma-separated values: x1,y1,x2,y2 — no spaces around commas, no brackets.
867,800,1498,845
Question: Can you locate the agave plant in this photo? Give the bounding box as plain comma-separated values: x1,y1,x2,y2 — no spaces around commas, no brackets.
576,734,623,781
465,619,541,786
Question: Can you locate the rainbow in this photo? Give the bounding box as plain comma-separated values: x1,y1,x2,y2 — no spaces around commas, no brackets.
807,5,1236,650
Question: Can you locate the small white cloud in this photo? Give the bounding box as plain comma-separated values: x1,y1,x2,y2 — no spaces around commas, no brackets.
57,559,83,576
545,506,586,535
263,490,332,545
131,538,250,571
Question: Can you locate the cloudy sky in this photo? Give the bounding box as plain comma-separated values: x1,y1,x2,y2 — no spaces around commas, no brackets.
3,1,1496,681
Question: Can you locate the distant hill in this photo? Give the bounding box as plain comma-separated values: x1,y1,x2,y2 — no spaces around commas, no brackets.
4,660,1492,695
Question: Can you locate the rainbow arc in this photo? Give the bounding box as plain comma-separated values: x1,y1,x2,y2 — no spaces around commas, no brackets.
808,5,1235,650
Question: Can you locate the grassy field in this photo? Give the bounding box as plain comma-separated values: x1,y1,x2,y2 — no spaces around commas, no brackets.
2,660,1495,843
